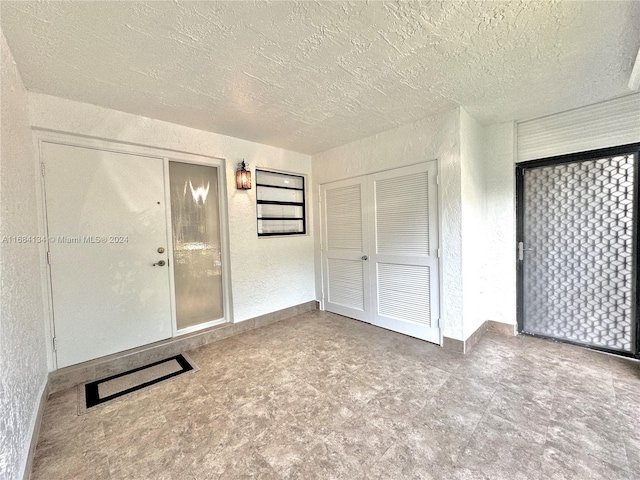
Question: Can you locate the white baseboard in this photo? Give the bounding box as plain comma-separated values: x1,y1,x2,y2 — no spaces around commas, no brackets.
22,378,48,480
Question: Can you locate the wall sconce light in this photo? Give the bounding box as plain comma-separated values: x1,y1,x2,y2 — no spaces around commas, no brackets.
236,160,252,190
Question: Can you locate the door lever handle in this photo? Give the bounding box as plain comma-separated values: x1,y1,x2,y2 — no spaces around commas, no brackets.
153,260,166,267
517,242,534,261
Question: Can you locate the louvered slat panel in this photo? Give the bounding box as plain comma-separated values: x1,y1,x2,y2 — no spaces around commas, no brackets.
517,94,640,162
327,259,364,310
325,184,362,250
378,263,430,325
375,172,429,255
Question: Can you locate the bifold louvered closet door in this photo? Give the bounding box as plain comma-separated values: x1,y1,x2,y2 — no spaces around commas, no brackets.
321,162,440,344
321,176,370,321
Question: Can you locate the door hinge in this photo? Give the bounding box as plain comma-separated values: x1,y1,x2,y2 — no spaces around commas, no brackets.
41,163,45,177
437,248,441,258
46,251,51,265
436,174,439,185
52,337,57,351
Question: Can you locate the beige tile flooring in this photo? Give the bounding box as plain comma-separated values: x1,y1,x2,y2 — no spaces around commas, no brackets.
32,310,640,479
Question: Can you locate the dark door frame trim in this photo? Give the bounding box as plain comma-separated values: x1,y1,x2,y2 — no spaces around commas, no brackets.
515,142,640,358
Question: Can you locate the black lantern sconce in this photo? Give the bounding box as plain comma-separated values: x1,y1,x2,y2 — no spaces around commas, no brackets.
236,160,252,190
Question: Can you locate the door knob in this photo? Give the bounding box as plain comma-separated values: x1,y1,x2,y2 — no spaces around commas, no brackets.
153,260,166,267
362,255,368,261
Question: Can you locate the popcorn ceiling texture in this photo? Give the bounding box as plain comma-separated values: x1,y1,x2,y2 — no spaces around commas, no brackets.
312,107,464,340
27,92,316,325
2,1,639,154
0,31,49,480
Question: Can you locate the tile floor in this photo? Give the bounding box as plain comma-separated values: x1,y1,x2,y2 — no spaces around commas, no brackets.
31,310,640,479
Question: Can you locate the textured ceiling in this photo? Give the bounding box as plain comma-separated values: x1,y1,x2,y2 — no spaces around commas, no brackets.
2,1,639,154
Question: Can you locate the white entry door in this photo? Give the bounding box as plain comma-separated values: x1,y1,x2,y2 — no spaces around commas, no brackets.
321,162,440,343
43,142,173,367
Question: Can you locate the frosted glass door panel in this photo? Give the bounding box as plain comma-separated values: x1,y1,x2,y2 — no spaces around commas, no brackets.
169,162,224,330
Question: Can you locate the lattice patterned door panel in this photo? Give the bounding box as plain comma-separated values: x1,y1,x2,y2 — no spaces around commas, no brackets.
522,153,636,352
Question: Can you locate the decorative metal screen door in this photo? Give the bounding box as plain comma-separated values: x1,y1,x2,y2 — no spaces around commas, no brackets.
518,146,639,354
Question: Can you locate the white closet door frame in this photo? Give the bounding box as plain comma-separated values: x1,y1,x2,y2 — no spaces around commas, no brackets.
320,161,442,344
33,130,234,369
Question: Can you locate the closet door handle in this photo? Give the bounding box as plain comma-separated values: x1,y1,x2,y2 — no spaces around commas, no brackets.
361,255,368,261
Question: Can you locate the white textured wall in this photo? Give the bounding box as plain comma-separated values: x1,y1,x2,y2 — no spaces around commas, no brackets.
27,93,315,325
0,32,49,480
484,123,517,325
312,108,464,340
459,109,488,339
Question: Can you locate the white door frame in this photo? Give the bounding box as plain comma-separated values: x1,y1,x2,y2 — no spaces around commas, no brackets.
319,160,444,344
33,129,234,370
